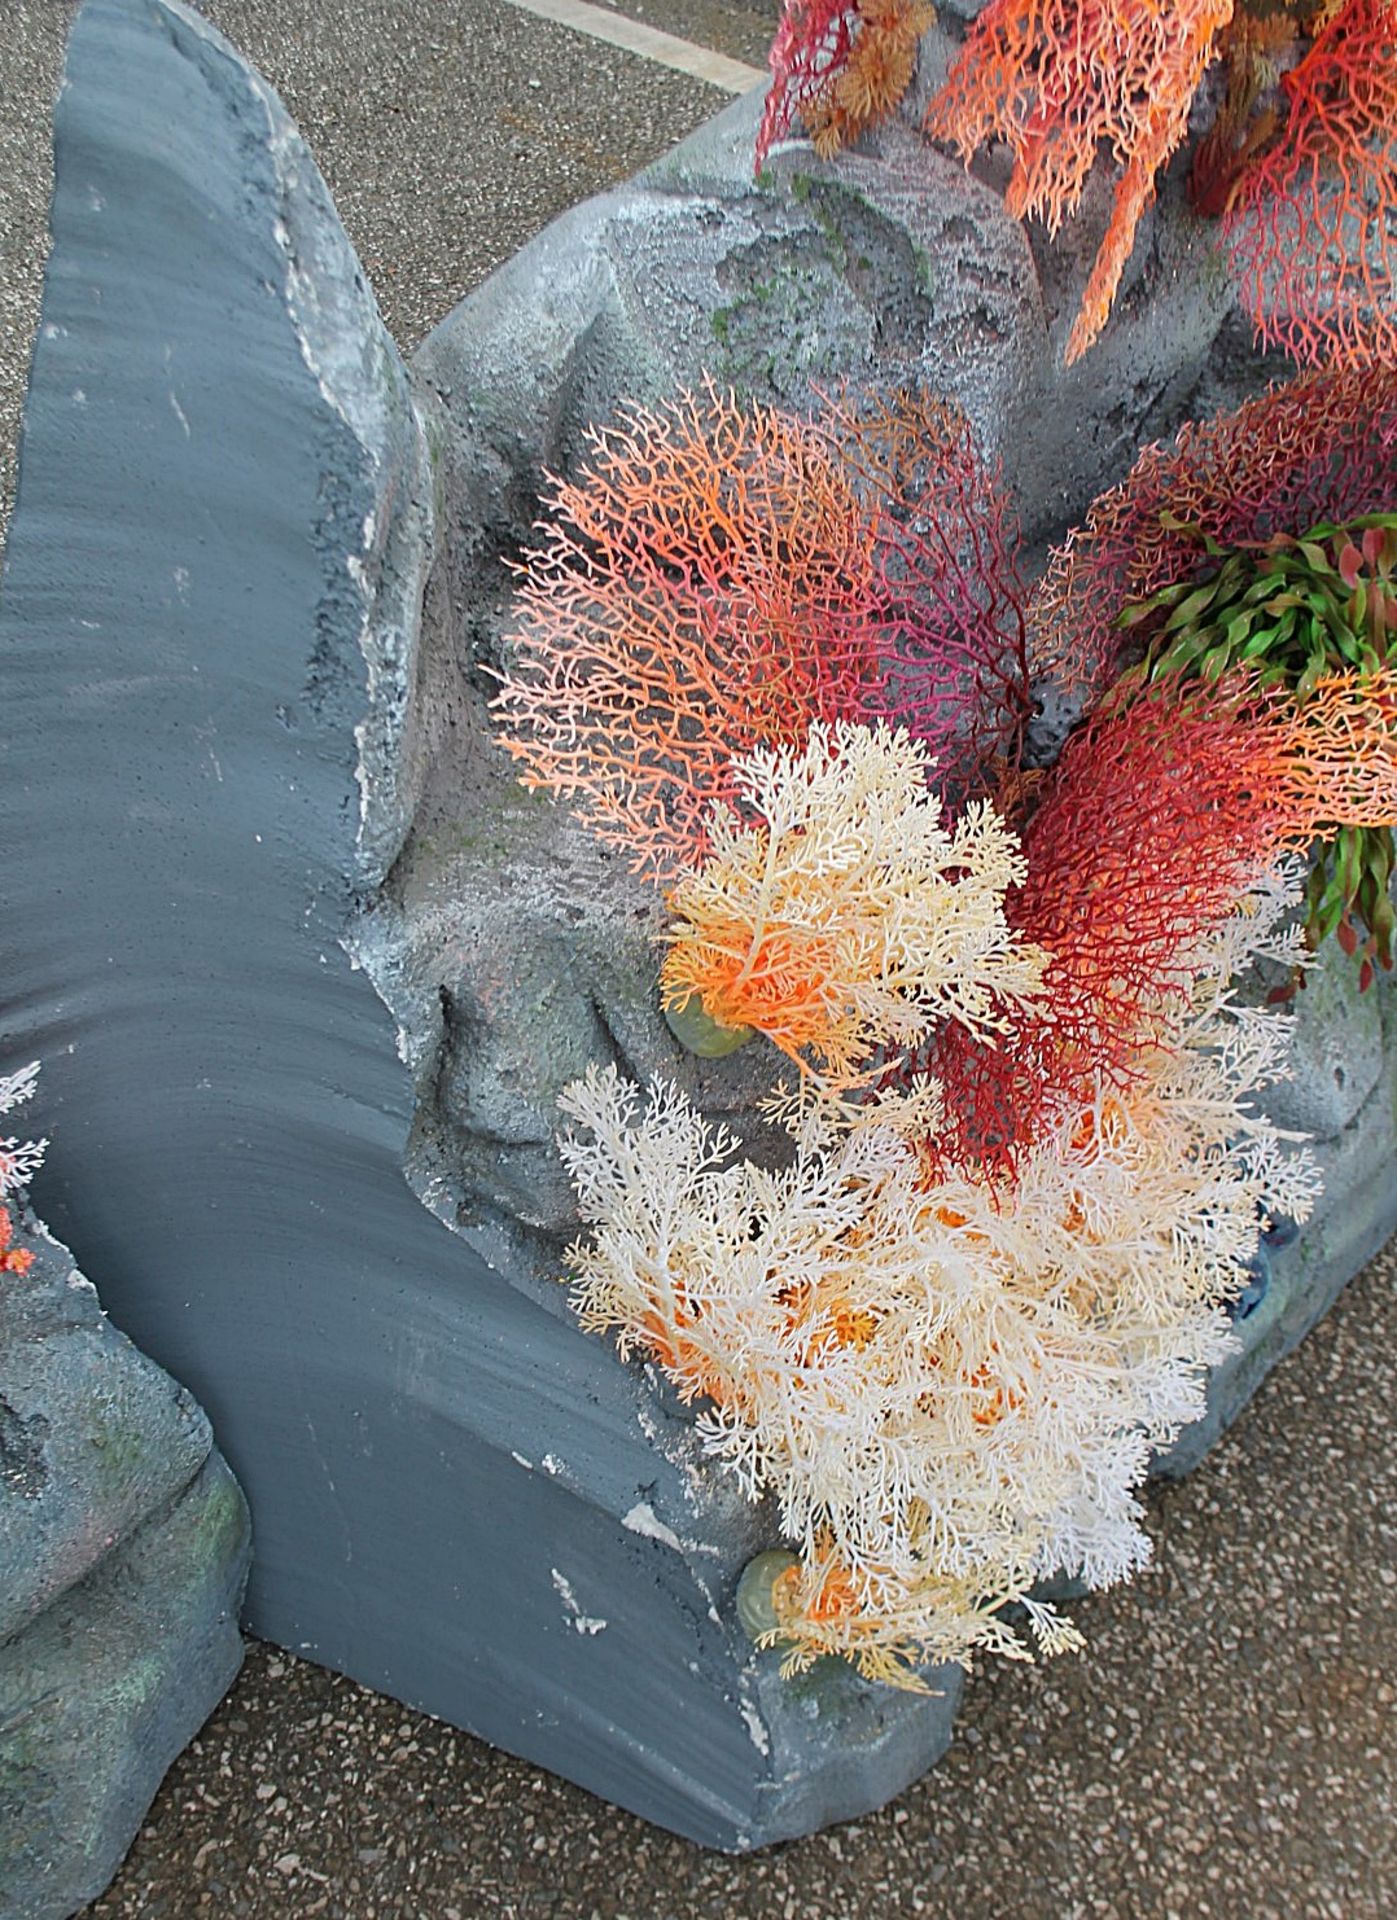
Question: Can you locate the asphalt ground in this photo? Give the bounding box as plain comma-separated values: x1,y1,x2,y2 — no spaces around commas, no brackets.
1,3,1394,1916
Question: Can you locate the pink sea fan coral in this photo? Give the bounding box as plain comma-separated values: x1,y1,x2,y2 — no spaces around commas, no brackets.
492,387,1031,877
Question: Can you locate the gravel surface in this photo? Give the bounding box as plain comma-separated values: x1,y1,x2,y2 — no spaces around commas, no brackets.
79,1244,1397,1919
2,4,1394,1917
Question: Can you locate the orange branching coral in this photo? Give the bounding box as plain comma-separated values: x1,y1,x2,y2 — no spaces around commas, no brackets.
1030,366,1397,697
1224,0,1397,369
493,388,1032,876
0,1208,34,1277
756,0,934,171
1274,668,1397,831
926,0,1234,362
661,722,1045,1083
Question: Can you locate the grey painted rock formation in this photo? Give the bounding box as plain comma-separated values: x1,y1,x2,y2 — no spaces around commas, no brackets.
0,1212,250,1920
0,0,1391,1867
1155,955,1397,1478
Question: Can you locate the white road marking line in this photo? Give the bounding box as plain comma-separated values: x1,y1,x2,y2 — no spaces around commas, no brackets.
498,0,767,94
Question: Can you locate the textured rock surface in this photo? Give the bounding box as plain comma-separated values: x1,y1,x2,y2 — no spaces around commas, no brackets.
1154,954,1397,1478
1,0,1392,1868
0,1214,250,1920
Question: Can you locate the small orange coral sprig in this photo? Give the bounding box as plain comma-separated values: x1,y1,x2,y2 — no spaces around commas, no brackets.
0,1208,34,1278
0,1060,45,1280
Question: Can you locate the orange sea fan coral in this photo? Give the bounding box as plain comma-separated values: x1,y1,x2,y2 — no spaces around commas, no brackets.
1030,366,1397,697
491,388,885,878
493,387,1033,876
1274,668,1397,831
1224,0,1397,369
926,0,1234,362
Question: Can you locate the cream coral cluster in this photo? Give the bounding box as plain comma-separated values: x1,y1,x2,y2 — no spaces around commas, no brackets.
661,722,1047,1082
556,724,1323,1686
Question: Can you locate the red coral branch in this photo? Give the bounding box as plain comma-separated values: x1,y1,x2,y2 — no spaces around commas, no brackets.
758,0,862,169
911,658,1397,1180
916,677,1292,1179
757,0,932,170
1224,0,1397,369
822,391,1033,804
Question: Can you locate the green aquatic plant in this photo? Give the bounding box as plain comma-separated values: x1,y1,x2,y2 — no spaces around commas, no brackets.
1118,514,1397,978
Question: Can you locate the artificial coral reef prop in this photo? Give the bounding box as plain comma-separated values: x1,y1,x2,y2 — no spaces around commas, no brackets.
660,722,1045,1084
759,0,1397,366
491,385,1030,876
492,379,1396,1688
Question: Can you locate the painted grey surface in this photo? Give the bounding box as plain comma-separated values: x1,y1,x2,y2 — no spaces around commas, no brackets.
0,0,958,1852
0,1211,250,1920
1153,956,1397,1480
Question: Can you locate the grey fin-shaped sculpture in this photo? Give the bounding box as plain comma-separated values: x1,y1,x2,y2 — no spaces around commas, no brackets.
0,0,961,1851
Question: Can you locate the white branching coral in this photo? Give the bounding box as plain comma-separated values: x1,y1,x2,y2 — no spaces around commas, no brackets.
558,867,1320,1688
660,721,1047,1083
0,1061,45,1197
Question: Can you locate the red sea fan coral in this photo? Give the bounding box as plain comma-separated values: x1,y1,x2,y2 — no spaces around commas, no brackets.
926,0,1234,363
1031,366,1397,697
1224,0,1397,369
493,388,1032,876
920,663,1397,1178
919,677,1293,1178
758,1,861,167
826,390,1033,803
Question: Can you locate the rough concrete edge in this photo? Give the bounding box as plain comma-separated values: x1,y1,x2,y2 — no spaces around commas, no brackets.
151,0,436,893
1,1451,250,1920
0,1205,215,1646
